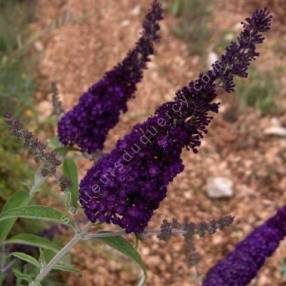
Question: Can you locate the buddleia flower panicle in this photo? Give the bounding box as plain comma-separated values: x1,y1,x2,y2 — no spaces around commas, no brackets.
203,205,286,286
158,216,234,265
79,9,271,233
4,113,71,192
58,0,163,154
157,216,234,241
4,113,61,177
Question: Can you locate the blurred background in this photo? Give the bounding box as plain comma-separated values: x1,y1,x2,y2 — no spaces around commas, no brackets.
0,0,286,285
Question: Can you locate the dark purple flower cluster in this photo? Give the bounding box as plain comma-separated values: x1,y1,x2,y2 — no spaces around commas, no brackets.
58,0,163,154
79,9,272,233
203,205,286,286
211,8,272,92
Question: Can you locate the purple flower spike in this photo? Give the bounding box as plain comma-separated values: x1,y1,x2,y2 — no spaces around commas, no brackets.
58,0,163,153
79,9,271,233
203,205,286,286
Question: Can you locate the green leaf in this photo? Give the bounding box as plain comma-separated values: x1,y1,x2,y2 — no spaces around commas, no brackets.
39,248,46,269
63,158,79,209
53,146,69,155
5,233,60,253
99,236,146,276
54,146,79,155
12,268,33,283
0,191,30,242
40,249,78,273
48,137,61,148
53,263,80,273
11,252,40,268
0,205,71,225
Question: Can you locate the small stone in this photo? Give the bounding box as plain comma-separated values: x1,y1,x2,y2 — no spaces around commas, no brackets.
206,177,234,199
141,247,150,256
148,255,161,266
183,191,192,199
131,5,141,16
121,20,130,27
264,126,286,137
34,41,44,52
212,234,224,244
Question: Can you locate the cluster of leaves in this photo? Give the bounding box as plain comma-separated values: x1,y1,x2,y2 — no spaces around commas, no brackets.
167,0,213,58
0,190,78,285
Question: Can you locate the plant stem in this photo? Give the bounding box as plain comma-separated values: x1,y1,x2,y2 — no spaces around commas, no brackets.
29,222,91,286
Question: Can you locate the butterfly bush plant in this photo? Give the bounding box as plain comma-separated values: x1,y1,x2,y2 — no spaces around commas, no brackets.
0,1,277,285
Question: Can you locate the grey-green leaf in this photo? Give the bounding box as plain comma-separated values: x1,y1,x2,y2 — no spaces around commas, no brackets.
41,249,78,273
48,137,61,148
11,252,40,268
63,157,79,209
0,191,30,242
99,236,146,275
12,268,33,283
0,205,71,225
5,233,60,253
53,263,80,273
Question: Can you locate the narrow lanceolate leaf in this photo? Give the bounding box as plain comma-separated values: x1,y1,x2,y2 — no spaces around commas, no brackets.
63,157,79,209
10,252,40,268
41,249,78,273
99,236,146,276
53,263,80,273
12,268,33,283
5,233,60,253
0,191,30,242
0,205,71,226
